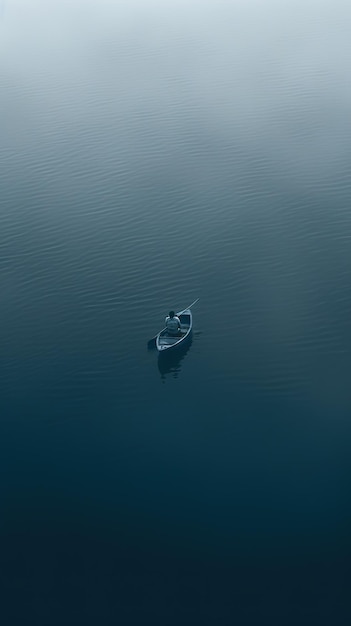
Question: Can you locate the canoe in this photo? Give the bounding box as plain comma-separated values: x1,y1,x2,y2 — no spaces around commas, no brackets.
156,308,192,352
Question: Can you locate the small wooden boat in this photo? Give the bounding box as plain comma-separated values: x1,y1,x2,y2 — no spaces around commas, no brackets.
156,307,193,352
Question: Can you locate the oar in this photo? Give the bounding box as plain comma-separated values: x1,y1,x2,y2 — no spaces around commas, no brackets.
178,298,199,315
147,298,200,349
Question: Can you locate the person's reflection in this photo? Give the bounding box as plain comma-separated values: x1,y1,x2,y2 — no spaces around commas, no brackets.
157,337,192,382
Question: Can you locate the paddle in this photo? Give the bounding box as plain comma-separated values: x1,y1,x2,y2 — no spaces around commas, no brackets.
147,298,199,349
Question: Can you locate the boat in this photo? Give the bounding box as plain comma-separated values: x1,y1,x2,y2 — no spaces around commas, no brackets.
156,307,193,352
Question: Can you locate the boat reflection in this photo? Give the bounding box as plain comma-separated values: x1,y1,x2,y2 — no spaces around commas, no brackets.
157,336,193,381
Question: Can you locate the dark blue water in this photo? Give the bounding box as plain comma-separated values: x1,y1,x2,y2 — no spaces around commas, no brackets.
1,1,350,624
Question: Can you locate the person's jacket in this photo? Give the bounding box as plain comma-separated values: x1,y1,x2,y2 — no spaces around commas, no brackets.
165,315,181,334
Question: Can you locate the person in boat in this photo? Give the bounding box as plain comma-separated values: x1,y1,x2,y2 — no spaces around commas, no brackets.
165,310,182,336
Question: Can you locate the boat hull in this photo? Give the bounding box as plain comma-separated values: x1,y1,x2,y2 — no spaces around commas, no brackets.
156,309,192,352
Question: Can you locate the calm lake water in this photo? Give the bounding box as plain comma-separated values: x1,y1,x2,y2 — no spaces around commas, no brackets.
1,1,350,624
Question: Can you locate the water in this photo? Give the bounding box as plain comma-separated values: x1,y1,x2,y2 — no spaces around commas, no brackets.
1,1,350,624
